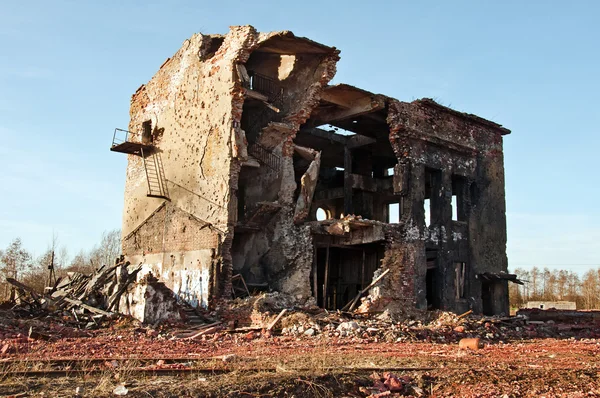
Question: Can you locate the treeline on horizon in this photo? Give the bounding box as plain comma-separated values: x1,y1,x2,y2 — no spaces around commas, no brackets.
0,230,121,299
509,267,600,310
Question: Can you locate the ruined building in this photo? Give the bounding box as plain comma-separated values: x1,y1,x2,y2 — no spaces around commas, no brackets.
111,26,515,317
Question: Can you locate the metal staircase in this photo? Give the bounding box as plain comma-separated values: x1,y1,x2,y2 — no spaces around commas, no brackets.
246,71,284,106
247,143,281,177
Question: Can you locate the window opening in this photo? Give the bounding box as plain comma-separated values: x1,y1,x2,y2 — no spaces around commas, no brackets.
387,202,400,223
316,208,330,221
451,195,458,221
424,168,441,227
452,175,467,221
424,198,431,227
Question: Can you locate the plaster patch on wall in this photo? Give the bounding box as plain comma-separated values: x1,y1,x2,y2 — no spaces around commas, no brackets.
452,231,463,241
405,221,421,241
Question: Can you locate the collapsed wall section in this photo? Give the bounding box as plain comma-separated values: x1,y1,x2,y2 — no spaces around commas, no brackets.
229,33,339,303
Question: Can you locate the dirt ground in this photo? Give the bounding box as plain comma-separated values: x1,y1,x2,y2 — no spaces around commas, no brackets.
1,328,599,397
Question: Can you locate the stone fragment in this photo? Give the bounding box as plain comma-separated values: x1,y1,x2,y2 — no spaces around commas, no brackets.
113,384,128,396
304,328,315,336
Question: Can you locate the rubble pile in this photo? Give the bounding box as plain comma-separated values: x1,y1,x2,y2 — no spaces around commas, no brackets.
208,291,600,343
277,307,600,343
2,256,143,331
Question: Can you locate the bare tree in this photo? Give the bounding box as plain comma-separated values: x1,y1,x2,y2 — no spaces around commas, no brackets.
89,229,122,269
0,238,33,298
1,238,32,281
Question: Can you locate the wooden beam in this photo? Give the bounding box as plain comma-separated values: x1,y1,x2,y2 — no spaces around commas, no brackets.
345,268,391,311
267,309,288,331
298,128,346,145
347,134,377,148
313,96,385,125
320,90,349,107
344,147,353,215
63,297,112,316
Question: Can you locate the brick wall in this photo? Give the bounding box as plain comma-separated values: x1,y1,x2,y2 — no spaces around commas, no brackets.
123,202,219,256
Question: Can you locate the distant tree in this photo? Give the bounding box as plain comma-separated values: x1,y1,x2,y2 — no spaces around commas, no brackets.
556,270,568,300
509,267,526,308
21,249,54,293
89,229,121,268
1,238,32,281
530,267,541,300
65,249,94,274
581,269,599,309
63,229,121,275
0,238,33,298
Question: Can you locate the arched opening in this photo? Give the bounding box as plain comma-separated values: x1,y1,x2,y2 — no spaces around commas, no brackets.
316,207,331,221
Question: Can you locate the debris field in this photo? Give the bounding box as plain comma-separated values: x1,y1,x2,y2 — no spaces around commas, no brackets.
2,286,600,397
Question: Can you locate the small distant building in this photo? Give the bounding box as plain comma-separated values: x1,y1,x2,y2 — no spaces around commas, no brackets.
525,301,577,310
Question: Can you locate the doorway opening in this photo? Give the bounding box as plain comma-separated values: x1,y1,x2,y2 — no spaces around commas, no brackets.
481,281,494,316
313,243,382,310
425,250,440,310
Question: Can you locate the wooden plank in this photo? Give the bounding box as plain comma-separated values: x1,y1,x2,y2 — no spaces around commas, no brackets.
345,268,391,311
6,278,41,302
63,297,112,316
267,309,288,331
244,89,269,102
184,325,221,340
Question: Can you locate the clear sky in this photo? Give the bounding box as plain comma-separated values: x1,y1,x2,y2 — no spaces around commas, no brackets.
1,1,598,273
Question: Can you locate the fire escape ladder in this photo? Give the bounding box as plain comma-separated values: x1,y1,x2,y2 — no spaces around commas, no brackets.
140,148,169,199
247,143,281,177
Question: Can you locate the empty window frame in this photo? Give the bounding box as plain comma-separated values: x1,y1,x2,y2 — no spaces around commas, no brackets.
451,175,467,221
424,168,441,227
424,198,431,227
387,202,400,223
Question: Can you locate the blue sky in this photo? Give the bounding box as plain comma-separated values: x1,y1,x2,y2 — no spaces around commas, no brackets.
0,1,598,273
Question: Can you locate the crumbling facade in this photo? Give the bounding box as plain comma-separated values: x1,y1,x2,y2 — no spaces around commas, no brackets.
112,26,513,316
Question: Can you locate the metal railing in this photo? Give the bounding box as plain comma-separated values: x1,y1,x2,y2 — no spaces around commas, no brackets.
248,143,281,174
247,71,284,105
111,128,138,147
